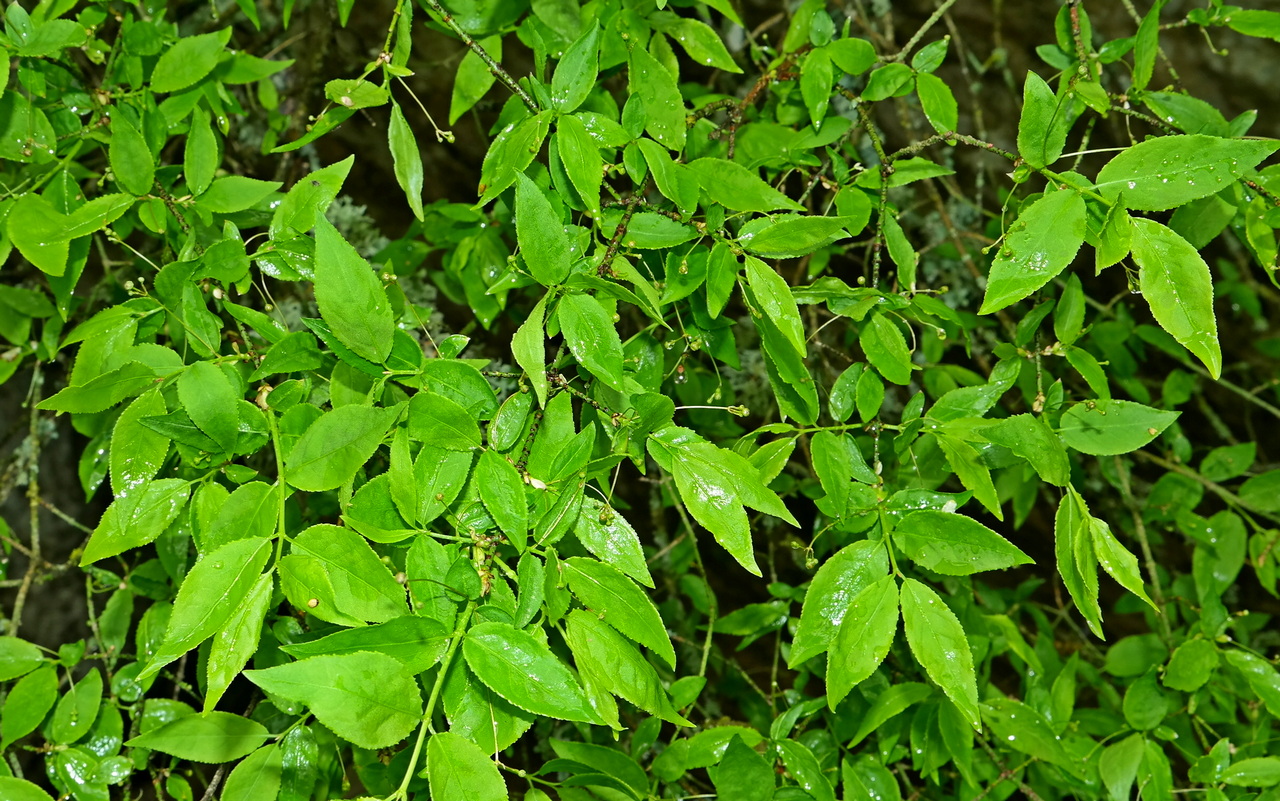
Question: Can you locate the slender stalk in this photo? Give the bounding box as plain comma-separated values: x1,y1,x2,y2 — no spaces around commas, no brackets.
421,0,538,112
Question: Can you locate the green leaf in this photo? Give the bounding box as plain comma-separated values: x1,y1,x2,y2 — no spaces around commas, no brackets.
286,404,399,491
980,188,1087,314
409,391,483,451
197,176,281,213
1129,218,1221,378
917,72,958,133
712,736,774,801
1122,669,1168,730
827,37,876,75
1162,638,1218,692
48,667,101,745
1095,134,1280,211
125,712,269,763
564,557,674,668
81,478,190,565
221,745,282,801
936,434,1002,520
1017,71,1069,168
516,173,572,285
141,537,272,679
976,414,1070,486
1225,650,1280,718
0,778,55,801
776,739,836,801
477,112,551,205
281,616,448,674
443,661,536,752
1222,758,1280,788
843,756,902,801
463,621,600,723
38,360,156,414
860,313,913,385
1099,734,1144,801
637,137,699,213
205,573,272,711
862,62,914,101
313,211,394,364
450,38,500,123
109,387,170,507
826,575,899,708
245,653,422,749
184,107,218,196
1091,518,1157,610
270,156,353,238
324,77,389,110
800,48,833,126
291,524,406,622
628,46,685,150
7,193,68,276
1058,399,1178,456
1131,0,1163,91
894,510,1032,575
512,295,549,407
388,102,424,221
177,362,239,453
557,114,604,215
1,665,57,747
551,24,599,113
151,30,229,93
790,540,889,666
573,497,652,587
981,697,1076,772
1055,488,1104,638
558,292,625,391
744,216,850,258
901,578,980,728
687,159,803,212
0,637,41,683
744,256,805,353
651,13,741,72
564,611,690,726
477,449,528,547
426,731,507,801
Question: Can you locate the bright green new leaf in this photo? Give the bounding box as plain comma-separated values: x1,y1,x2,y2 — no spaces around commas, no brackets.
389,102,425,221
776,739,837,801
281,615,447,674
651,13,741,72
109,116,154,196
110,388,169,504
463,621,600,723
409,391,483,451
0,637,41,684
270,156,353,238
80,478,190,564
48,666,101,744
427,731,507,801
790,540,888,666
286,404,399,491
1055,488,1104,638
125,712,269,763
478,449,528,547
0,778,56,801
744,256,806,353
291,524,407,622
1091,518,1157,610
324,78,389,110
313,212,394,364
1130,218,1221,378
557,114,604,215
1224,650,1280,718
1017,71,1068,168
564,611,690,726
220,745,282,801
917,72,958,133
1094,135,1280,211
558,292,625,391
141,537,271,679
744,216,851,258
860,313,913,385
205,573,272,712
573,497,652,587
1058,399,1178,456
687,159,803,212
976,413,1070,486
178,362,239,453
184,107,218,196
450,39,499,123
512,295,549,406
981,697,1077,773
551,24,600,113
1,666,57,747
564,557,675,668
245,653,422,749
151,30,229,93
901,578,980,728
827,37,876,75
894,510,1032,575
800,48,833,127
980,188,1086,314
196,176,281,213
516,173,572,285
826,576,899,708
478,112,551,205
628,46,685,150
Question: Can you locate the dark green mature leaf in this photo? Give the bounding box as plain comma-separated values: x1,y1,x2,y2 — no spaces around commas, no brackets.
1058,399,1178,456
313,212,394,364
1225,650,1280,717
901,578,980,728
517,173,572,285
826,576,898,708
125,712,269,763
744,256,805,353
286,404,399,491
894,511,1032,575
141,537,272,679
975,414,1070,486
463,621,600,723
651,12,741,72
559,292,625,391
564,558,674,668
185,107,218,196
245,653,422,749
450,39,500,124
776,739,836,801
197,176,281,213
1095,135,1280,211
409,391,483,451
513,295,549,406
712,736,774,801
427,731,507,801
1130,218,1221,378
980,188,1086,314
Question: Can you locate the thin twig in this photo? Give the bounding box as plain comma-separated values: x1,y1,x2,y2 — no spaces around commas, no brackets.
421,0,538,112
